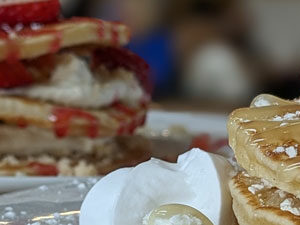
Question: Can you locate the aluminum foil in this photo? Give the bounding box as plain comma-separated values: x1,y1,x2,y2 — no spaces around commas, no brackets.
0,178,99,225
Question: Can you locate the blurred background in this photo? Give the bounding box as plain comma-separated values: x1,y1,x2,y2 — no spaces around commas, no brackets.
60,0,300,113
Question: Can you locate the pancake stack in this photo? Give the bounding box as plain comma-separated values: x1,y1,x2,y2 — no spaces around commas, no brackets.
0,0,151,176
228,94,300,224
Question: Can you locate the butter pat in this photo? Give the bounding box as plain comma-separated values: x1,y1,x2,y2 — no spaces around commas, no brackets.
80,148,234,225
143,204,214,225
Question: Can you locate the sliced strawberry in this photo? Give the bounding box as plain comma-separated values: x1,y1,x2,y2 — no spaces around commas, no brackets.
190,134,211,151
92,47,153,95
0,60,33,88
0,0,60,25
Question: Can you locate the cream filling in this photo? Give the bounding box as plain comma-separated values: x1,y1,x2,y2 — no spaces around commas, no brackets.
1,53,144,108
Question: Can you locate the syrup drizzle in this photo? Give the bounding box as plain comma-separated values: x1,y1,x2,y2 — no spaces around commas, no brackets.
51,107,99,138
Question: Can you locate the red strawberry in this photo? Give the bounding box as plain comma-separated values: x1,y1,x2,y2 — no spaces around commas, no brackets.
0,0,61,25
0,60,33,88
92,47,153,95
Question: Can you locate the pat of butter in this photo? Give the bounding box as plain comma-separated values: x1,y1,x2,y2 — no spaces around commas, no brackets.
80,148,235,225
143,204,213,225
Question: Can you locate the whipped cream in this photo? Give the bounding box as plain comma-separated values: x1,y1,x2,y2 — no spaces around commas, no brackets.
80,149,234,225
2,54,144,108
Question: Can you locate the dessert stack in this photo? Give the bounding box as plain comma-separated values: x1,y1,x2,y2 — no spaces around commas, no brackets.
228,94,300,224
0,0,151,176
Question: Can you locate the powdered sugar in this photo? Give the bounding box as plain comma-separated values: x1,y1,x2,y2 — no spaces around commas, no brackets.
274,146,285,153
280,198,300,216
272,111,300,121
285,146,298,158
248,184,264,194
273,146,298,158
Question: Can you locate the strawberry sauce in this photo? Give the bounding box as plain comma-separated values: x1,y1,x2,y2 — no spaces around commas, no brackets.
28,162,58,176
51,108,100,138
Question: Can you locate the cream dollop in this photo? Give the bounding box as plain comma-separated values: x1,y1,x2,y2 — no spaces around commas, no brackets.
80,149,235,225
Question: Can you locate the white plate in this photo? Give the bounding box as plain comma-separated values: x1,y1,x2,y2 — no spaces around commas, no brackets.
0,110,227,193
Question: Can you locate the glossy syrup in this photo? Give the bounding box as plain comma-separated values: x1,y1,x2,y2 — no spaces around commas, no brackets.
238,94,300,179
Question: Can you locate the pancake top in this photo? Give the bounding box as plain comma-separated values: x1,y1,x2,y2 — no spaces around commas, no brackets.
0,17,130,62
228,94,300,173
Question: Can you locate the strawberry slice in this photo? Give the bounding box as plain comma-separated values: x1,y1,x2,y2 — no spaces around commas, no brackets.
92,47,153,95
0,0,61,25
0,60,33,88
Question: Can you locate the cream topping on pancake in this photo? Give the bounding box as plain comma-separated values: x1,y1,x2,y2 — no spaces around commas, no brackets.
1,53,144,108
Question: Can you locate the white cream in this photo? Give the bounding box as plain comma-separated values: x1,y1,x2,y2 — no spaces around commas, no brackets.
2,54,144,108
80,149,234,225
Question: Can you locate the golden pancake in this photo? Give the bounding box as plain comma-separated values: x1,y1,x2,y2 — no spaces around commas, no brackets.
0,95,146,138
230,172,300,225
228,94,300,197
0,17,130,61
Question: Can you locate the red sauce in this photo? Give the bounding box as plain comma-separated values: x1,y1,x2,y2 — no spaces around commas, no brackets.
49,30,62,53
52,107,100,138
117,123,126,135
111,102,147,135
111,25,119,46
28,162,58,176
112,102,137,117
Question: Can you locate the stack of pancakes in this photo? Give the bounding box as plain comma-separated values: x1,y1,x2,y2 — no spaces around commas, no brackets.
228,94,300,224
0,1,151,176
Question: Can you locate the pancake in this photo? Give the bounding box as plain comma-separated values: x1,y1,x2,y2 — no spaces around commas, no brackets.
229,172,300,225
228,94,300,197
0,17,130,62
0,134,151,176
0,95,146,138
0,3,151,176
